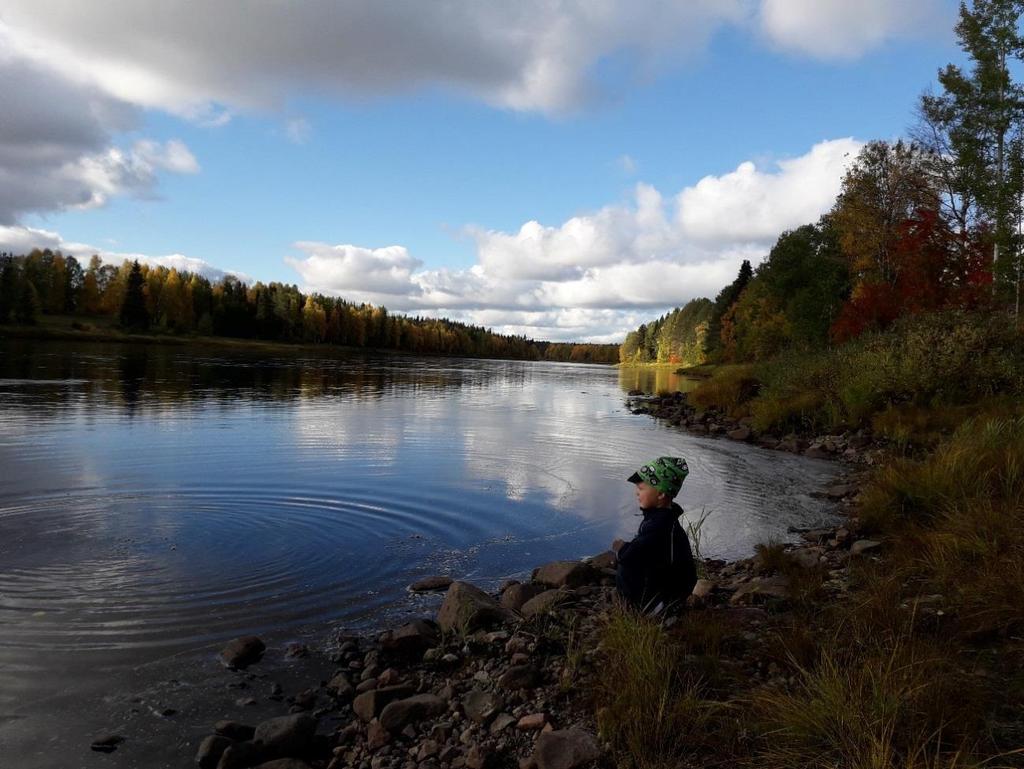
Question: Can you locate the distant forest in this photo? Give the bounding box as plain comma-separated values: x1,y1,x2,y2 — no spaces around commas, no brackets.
0,251,618,363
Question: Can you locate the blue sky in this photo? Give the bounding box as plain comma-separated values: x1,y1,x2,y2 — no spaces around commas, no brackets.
0,1,963,341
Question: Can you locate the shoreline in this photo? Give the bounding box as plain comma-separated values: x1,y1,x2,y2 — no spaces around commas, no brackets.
133,388,868,769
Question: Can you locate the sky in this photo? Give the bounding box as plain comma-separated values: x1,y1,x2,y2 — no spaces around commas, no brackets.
0,0,965,342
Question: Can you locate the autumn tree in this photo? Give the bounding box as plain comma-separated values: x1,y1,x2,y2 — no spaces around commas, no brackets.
704,260,752,360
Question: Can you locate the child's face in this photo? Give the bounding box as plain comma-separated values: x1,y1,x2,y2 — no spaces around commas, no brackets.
634,481,667,509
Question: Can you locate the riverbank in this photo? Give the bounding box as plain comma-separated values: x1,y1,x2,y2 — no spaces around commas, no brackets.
155,376,1024,769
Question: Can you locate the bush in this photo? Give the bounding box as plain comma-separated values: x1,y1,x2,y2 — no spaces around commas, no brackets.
690,364,760,415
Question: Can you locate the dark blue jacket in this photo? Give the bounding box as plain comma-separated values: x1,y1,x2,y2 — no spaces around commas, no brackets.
616,502,697,612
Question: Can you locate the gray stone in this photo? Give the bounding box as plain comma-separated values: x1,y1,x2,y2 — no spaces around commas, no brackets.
216,742,265,769
727,426,752,442
353,685,415,722
253,714,317,758
850,539,882,556
490,713,517,734
326,672,355,700
804,444,831,459
826,483,858,500
533,728,601,769
532,561,598,589
214,721,255,742
520,589,565,619
462,689,503,724
366,720,390,751
197,735,234,769
409,576,454,592
791,547,824,569
497,665,539,691
219,636,265,669
499,583,547,612
379,694,446,732
729,576,790,606
438,582,513,635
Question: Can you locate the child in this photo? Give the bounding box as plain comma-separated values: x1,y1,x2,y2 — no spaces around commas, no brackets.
613,456,698,615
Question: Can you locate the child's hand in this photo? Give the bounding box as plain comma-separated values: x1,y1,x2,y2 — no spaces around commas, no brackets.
612,538,625,553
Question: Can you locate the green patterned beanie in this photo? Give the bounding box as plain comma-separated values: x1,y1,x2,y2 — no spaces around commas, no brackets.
627,456,689,497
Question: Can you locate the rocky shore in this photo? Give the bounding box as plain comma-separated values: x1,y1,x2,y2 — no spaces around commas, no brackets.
92,388,871,769
625,389,885,465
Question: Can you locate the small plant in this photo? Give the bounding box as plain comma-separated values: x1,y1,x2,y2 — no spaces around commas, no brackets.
684,506,713,579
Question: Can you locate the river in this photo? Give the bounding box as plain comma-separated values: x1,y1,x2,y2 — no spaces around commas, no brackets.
0,341,839,766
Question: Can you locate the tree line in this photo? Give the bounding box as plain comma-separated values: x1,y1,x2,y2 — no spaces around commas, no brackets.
622,0,1016,366
0,252,618,363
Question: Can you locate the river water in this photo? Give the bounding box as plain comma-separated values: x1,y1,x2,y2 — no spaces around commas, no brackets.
0,342,839,766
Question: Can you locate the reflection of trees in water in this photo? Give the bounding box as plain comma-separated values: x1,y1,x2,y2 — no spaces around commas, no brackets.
617,365,702,396
0,342,514,418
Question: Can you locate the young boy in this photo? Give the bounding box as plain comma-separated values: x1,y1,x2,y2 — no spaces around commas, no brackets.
613,456,698,615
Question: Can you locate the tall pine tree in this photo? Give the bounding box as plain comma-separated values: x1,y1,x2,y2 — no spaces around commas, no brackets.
119,260,150,331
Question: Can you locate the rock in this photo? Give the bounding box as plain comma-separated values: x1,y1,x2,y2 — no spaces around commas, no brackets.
90,734,124,753
850,539,882,556
219,636,266,669
777,437,805,453
215,721,256,742
253,714,317,758
466,744,493,769
497,665,539,690
355,678,378,693
499,583,547,612
516,713,546,731
531,561,599,589
791,547,824,569
284,643,309,659
326,672,356,700
438,582,514,635
462,689,503,724
804,443,831,459
216,742,265,769
490,713,517,734
586,550,616,570
253,761,313,769
366,720,390,751
729,576,790,606
379,694,447,732
379,620,440,656
520,590,566,619
826,483,858,500
727,427,752,442
409,575,454,592
691,579,715,599
197,735,234,769
532,728,601,769
353,685,416,722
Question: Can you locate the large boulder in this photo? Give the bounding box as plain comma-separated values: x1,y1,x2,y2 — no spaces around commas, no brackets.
531,561,599,589
325,672,355,700
497,664,539,691
520,589,566,619
379,694,447,732
379,619,440,656
216,742,265,769
214,721,255,742
218,636,265,669
587,551,616,570
533,728,601,769
352,685,415,722
196,735,233,769
437,582,513,635
252,714,316,759
850,539,882,556
499,582,547,612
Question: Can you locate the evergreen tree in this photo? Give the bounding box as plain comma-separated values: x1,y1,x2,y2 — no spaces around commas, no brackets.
119,260,150,330
15,280,40,325
704,259,753,360
0,257,17,324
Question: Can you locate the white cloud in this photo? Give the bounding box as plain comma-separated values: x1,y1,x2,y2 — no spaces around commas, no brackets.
758,0,950,59
285,243,424,297
285,139,861,341
0,225,246,282
0,1,747,116
0,32,199,223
